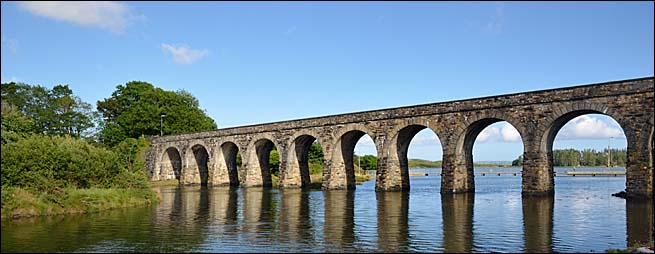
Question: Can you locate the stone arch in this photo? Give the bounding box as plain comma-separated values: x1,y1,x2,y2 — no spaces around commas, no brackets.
451,112,526,193
185,143,210,185
539,104,630,155
537,103,632,194
160,146,182,181
284,131,325,188
326,124,378,190
214,140,240,186
244,135,281,187
457,111,528,155
387,123,443,191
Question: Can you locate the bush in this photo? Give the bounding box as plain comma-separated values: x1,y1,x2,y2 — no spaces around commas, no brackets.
1,134,129,192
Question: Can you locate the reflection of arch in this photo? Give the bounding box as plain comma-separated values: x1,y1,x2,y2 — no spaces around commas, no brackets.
188,144,210,185
391,124,442,190
329,125,377,190
290,134,323,188
160,147,182,181
218,141,240,186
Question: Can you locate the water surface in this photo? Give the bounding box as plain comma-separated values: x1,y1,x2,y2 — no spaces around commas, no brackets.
2,167,652,253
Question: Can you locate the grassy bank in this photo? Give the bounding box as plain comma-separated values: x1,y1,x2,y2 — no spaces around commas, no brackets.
1,186,158,220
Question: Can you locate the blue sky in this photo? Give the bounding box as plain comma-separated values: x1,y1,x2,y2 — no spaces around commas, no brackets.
1,2,652,161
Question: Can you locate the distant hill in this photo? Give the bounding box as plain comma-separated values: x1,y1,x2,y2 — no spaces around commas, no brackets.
408,159,513,168
408,159,442,168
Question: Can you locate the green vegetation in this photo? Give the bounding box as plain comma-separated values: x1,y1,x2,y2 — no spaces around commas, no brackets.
1,81,216,219
1,82,96,142
97,81,216,146
512,148,627,167
606,241,654,253
408,159,442,168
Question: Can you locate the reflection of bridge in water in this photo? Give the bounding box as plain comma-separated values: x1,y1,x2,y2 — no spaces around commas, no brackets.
150,186,653,252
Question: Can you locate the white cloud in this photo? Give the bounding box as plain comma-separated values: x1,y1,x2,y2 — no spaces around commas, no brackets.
500,123,521,142
161,43,210,64
556,115,625,140
16,1,138,33
356,135,375,146
476,122,521,143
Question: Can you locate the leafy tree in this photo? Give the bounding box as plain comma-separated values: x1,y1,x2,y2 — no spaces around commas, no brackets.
354,154,378,171
0,82,95,138
512,155,523,166
308,142,325,166
269,148,279,176
97,81,216,146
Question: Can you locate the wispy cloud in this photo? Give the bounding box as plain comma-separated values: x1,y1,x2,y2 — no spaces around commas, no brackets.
1,35,18,54
161,43,210,64
284,26,297,36
16,1,140,33
483,2,505,34
556,115,625,140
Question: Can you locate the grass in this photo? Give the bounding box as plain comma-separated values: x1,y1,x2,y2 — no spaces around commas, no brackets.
148,179,180,187
1,186,159,220
606,241,654,253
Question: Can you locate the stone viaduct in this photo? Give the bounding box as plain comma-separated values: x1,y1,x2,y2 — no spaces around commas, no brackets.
146,77,654,198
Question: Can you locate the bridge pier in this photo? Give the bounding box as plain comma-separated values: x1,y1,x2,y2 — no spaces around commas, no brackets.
521,149,555,196
440,152,475,194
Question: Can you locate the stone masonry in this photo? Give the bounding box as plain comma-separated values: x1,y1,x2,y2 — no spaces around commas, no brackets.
147,77,654,198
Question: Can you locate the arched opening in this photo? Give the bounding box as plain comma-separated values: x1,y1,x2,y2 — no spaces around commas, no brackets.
160,147,182,181
396,125,443,190
461,119,524,191
220,142,240,186
548,113,627,184
190,144,210,185
328,129,376,190
254,139,278,187
290,135,325,188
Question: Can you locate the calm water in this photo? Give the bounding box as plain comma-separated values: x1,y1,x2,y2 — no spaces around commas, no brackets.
2,167,653,253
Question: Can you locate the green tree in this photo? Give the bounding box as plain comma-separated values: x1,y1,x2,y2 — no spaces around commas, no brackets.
511,155,523,166
1,82,95,138
308,142,325,166
97,81,217,146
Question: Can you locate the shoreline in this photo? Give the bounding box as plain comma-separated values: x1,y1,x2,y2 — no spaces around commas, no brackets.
1,187,159,220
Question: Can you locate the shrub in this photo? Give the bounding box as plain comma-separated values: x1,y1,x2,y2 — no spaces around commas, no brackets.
1,134,124,191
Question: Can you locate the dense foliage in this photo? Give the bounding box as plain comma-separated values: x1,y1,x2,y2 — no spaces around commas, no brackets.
1,135,149,192
97,81,216,146
1,80,215,218
1,82,96,140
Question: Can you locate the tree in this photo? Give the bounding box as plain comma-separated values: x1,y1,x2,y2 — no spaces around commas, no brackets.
511,155,523,166
97,81,217,146
0,82,95,138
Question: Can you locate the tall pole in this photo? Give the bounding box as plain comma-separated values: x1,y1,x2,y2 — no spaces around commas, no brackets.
358,154,361,176
160,114,166,136
608,136,612,167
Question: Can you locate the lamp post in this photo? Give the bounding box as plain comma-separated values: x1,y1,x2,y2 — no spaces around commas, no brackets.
160,114,166,136
608,136,613,168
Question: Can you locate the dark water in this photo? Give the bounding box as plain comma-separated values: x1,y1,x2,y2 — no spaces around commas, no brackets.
2,167,653,253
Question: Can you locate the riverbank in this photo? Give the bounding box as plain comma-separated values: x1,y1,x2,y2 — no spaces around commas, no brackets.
1,186,158,220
